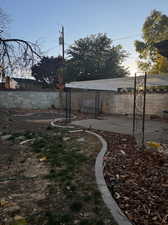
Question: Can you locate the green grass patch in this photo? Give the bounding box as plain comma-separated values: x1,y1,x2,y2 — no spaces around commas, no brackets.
31,131,88,183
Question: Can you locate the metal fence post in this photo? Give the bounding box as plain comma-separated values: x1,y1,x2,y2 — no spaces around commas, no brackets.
142,72,147,148
133,73,137,136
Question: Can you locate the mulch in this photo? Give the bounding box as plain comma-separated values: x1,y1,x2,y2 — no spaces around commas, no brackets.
102,131,168,225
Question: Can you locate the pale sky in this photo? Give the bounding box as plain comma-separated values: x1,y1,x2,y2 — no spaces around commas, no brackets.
1,0,168,76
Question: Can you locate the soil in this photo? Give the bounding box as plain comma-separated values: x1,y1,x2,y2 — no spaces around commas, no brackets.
0,110,115,225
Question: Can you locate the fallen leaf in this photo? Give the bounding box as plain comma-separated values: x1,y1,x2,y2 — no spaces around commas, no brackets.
0,199,9,207
39,156,47,162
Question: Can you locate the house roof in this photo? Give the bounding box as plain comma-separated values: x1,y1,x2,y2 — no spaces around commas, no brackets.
65,75,168,91
11,78,41,84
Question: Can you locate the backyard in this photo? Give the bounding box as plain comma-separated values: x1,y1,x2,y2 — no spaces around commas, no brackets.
0,110,115,225
0,109,168,225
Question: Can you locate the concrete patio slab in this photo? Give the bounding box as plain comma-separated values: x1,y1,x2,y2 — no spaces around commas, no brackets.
71,116,168,144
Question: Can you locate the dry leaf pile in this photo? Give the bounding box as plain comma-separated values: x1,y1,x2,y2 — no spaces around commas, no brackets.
102,132,168,225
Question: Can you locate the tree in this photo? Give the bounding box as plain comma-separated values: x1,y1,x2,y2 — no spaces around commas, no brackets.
31,56,63,87
0,8,41,79
154,40,168,58
65,33,128,81
135,10,168,74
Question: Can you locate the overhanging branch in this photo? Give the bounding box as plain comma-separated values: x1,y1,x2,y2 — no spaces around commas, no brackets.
0,38,42,75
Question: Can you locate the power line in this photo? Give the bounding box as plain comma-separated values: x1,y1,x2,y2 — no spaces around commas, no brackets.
45,46,59,51
62,35,142,48
111,34,142,41
45,32,141,56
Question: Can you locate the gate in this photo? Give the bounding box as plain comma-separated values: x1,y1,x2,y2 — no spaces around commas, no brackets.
65,88,102,123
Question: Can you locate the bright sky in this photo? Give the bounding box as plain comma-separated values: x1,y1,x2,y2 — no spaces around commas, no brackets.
1,0,168,76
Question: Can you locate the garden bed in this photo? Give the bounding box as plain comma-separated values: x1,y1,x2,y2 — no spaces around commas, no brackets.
102,131,168,225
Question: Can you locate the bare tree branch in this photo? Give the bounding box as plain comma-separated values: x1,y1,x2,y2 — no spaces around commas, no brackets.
0,38,42,77
0,38,42,58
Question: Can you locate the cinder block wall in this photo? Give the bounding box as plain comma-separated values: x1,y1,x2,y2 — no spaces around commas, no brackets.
0,90,167,116
0,90,63,109
70,91,168,116
100,93,168,115
145,93,168,115
101,93,134,114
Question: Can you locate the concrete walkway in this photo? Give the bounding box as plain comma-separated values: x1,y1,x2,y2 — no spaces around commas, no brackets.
72,115,168,144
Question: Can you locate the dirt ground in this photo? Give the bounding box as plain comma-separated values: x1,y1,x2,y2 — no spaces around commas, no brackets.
1,109,168,225
0,109,115,225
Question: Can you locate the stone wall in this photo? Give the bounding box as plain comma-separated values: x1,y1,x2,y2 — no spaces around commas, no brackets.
0,90,167,116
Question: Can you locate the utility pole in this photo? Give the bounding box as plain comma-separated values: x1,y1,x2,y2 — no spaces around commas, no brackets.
58,26,65,109
59,25,64,62
62,26,64,61
58,26,65,86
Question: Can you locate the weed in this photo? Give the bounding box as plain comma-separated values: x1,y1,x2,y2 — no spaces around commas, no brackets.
46,212,73,225
70,201,83,212
8,132,23,141
79,219,95,225
46,125,53,130
96,219,105,225
94,190,101,201
82,195,92,202
27,130,112,225
31,132,88,183
23,131,35,139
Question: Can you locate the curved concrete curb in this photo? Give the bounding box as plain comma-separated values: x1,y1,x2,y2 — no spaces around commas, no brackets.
14,111,62,117
50,118,75,129
90,131,133,225
15,112,76,119
14,112,35,117
50,120,132,225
